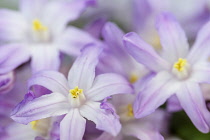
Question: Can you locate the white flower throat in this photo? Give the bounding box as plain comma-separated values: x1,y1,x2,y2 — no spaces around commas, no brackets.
31,19,51,43
172,58,191,80
69,86,86,108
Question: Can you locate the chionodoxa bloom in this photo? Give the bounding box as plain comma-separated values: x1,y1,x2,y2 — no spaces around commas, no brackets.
11,44,133,140
123,12,210,133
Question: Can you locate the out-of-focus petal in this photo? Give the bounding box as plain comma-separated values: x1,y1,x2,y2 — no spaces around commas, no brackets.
43,0,96,35
0,9,27,42
134,71,178,118
30,46,60,73
2,123,38,140
102,22,128,58
167,95,182,112
188,21,210,62
68,44,103,91
156,13,189,62
0,72,15,94
19,0,48,19
60,109,86,140
85,17,107,38
176,82,210,133
96,132,122,140
80,102,121,136
189,62,210,83
57,26,100,56
123,32,168,72
86,73,133,101
0,44,30,74
11,92,69,124
123,122,164,140
28,70,69,95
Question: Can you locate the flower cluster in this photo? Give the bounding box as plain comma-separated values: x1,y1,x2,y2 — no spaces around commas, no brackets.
1,0,210,140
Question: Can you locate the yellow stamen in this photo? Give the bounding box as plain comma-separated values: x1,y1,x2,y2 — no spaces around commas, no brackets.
129,74,138,83
127,104,134,117
69,86,83,98
32,19,48,31
30,120,39,130
173,58,187,72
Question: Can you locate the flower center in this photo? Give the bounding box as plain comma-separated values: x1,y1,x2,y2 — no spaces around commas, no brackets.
32,19,48,32
30,19,50,43
127,104,134,117
173,58,187,72
30,120,39,130
172,58,190,80
69,86,83,98
69,86,86,108
129,73,138,83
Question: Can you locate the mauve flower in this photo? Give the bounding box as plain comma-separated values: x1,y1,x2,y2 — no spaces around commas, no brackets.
0,0,96,73
123,13,210,133
98,22,147,82
11,44,133,140
0,117,51,140
132,0,209,44
96,94,166,140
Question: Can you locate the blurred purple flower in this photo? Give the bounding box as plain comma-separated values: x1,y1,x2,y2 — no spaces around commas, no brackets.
123,12,210,133
0,0,96,73
96,94,166,140
11,44,133,140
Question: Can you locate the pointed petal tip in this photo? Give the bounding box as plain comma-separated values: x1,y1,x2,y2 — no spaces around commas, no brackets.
156,12,177,27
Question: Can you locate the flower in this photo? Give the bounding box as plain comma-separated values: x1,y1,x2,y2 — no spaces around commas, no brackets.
11,44,133,140
96,94,166,140
123,12,210,133
0,0,96,73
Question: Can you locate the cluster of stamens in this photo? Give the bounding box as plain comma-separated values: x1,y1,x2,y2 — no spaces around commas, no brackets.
173,58,187,72
69,86,83,98
32,19,48,32
30,120,39,130
127,104,134,117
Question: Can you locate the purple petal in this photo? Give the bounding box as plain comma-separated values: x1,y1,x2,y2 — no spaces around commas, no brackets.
156,13,189,62
96,132,119,140
80,102,121,136
134,71,177,118
3,122,38,140
11,92,69,124
85,17,107,38
102,22,128,58
19,0,48,19
68,44,103,91
57,26,100,57
43,0,96,34
0,9,27,41
188,21,210,62
28,70,69,95
60,109,86,140
123,123,164,140
189,62,210,83
0,72,15,94
176,82,210,133
167,95,182,112
0,44,30,74
123,32,168,72
86,73,133,101
30,46,60,73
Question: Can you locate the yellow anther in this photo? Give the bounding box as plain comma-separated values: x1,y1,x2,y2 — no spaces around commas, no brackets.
129,74,138,83
30,120,39,130
32,19,48,31
69,86,83,98
173,58,187,72
127,104,134,117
